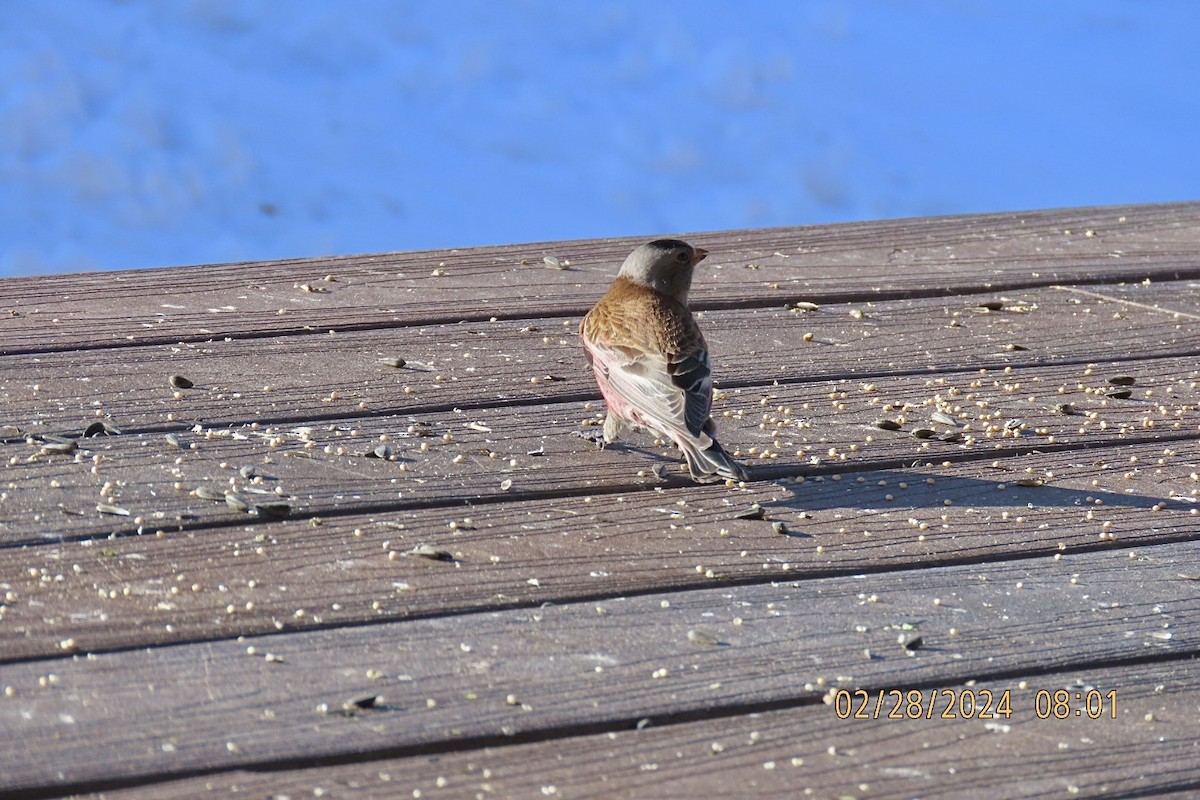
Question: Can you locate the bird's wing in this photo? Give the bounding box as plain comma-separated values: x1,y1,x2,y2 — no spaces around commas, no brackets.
665,350,713,438
588,337,712,441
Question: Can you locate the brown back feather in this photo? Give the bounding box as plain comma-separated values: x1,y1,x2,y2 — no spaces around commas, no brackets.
581,276,705,358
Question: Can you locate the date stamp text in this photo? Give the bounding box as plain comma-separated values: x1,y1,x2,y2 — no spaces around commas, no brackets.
832,688,1117,720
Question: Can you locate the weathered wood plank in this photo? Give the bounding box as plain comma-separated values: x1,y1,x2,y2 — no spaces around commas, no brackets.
3,204,1200,799
2,203,1197,355
3,351,1198,549
1059,278,1200,318
1,538,1195,795
2,438,1198,663
3,282,1199,434
77,659,1200,800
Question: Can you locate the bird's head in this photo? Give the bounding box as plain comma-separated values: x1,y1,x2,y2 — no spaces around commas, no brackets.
617,239,708,302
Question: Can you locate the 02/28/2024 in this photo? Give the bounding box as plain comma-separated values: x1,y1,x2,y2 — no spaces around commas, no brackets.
832,688,1117,720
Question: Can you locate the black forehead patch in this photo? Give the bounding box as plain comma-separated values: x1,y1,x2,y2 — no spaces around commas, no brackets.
646,239,691,252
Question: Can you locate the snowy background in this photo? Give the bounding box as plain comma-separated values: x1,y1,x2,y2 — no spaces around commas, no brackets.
2,0,1197,277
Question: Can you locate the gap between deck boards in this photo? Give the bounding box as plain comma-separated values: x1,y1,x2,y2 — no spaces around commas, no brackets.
2,537,1196,798
9,342,1200,442
4,343,1199,552
8,268,1200,359
5,434,1199,667
69,658,1200,800
3,201,1200,357
6,280,1200,440
6,425,1200,547
5,205,1200,798
15,650,1199,800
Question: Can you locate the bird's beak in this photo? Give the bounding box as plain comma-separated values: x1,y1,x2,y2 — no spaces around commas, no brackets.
692,247,708,265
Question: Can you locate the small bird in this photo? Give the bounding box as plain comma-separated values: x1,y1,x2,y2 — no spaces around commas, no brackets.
580,239,748,483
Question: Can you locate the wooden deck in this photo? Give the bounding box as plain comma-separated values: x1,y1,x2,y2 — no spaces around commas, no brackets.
2,203,1199,799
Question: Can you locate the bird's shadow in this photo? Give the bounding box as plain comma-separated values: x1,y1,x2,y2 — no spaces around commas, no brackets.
570,429,1195,514
758,467,1192,515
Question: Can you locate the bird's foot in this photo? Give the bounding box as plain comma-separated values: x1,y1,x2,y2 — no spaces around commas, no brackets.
571,429,608,449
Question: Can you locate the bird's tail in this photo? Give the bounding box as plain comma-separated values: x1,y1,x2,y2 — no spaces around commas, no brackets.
677,433,749,483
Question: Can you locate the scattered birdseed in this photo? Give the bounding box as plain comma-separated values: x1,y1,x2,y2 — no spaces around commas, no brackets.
735,503,766,520
873,419,902,431
1106,388,1133,400
254,501,292,518
974,300,1004,311
409,544,455,562
83,420,121,437
378,357,407,368
96,503,130,517
930,411,957,426
337,694,382,716
169,374,194,389
193,486,226,501
543,255,568,269
771,521,789,535
910,428,937,439
1107,375,1136,386
224,493,250,512
39,433,75,445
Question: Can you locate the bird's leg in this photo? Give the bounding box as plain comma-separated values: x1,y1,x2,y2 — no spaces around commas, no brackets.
571,413,627,449
603,412,624,443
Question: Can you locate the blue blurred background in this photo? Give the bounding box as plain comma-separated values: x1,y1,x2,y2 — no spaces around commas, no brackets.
2,0,1196,276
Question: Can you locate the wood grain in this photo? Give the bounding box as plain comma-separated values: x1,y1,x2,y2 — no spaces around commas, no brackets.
3,349,1199,551
4,205,1200,799
3,281,1199,435
2,438,1198,664
2,538,1196,796
1,203,1197,355
77,659,1200,800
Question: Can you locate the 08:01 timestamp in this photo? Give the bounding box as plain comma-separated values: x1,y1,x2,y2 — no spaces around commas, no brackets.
832,688,1117,720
